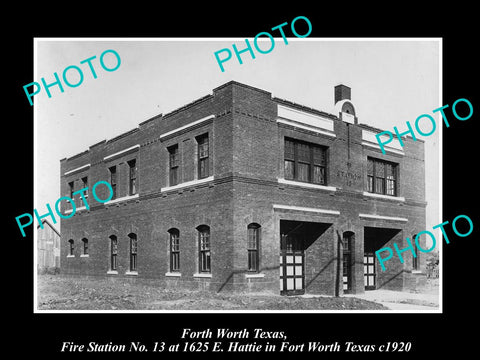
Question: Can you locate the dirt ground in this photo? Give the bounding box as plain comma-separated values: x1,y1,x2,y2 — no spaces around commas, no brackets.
37,274,389,311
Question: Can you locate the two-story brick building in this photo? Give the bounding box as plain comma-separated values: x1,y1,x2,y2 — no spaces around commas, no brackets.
59,81,427,296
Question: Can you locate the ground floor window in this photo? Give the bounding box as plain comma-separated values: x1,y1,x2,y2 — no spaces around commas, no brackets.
169,228,180,272
129,233,137,271
197,225,211,273
110,235,118,271
247,223,260,272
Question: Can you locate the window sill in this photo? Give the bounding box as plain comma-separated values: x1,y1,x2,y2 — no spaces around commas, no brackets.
193,273,212,278
161,176,214,192
125,271,138,276
165,272,182,277
107,193,139,205
107,270,118,275
80,254,89,258
411,270,423,274
66,255,75,258
278,178,337,192
363,191,405,202
245,273,265,279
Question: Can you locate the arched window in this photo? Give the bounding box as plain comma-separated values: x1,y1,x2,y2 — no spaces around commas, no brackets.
168,228,180,272
68,239,74,256
247,223,261,272
110,235,118,271
129,233,137,272
197,225,211,273
81,238,88,255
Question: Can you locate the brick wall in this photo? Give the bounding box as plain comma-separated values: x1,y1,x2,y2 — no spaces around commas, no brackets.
60,81,427,296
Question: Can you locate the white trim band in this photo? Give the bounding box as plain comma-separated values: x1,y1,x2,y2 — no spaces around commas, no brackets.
273,204,340,216
161,176,214,192
362,141,404,155
278,178,337,192
165,272,182,277
277,104,335,132
103,144,140,161
107,193,139,205
245,273,265,279
64,164,91,176
160,114,215,139
362,191,405,202
359,213,408,222
193,273,212,278
277,118,337,138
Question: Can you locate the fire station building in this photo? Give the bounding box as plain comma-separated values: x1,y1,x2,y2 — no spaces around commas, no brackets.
60,81,427,296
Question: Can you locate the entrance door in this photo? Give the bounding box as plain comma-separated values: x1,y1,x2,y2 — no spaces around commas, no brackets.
343,232,354,293
280,234,305,295
364,253,376,290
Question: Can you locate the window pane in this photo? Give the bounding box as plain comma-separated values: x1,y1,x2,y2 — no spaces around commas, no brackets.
297,143,310,162
367,175,374,192
386,179,396,195
199,158,209,179
313,165,325,184
198,136,209,159
313,146,325,165
375,177,384,194
284,160,294,180
297,163,309,182
375,161,385,177
367,159,374,175
284,139,295,160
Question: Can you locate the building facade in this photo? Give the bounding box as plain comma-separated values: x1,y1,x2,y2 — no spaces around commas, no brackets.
38,219,61,272
60,81,427,296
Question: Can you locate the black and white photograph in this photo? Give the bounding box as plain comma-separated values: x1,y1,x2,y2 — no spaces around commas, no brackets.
8,7,478,357
33,38,441,313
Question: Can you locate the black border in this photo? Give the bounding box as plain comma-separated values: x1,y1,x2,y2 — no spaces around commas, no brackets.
8,6,479,357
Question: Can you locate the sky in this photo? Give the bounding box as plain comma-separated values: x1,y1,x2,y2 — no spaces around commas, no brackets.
34,38,441,241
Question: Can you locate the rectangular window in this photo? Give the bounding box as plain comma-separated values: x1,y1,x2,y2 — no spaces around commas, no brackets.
110,237,118,271
284,138,327,185
109,166,117,199
198,227,211,273
81,177,88,205
247,225,260,272
170,230,180,272
68,181,74,198
197,134,209,179
168,144,179,186
367,158,398,196
128,160,137,195
130,234,137,271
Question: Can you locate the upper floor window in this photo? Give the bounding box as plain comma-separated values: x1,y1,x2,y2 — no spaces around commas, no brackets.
68,181,74,198
128,159,137,195
197,134,209,179
81,177,88,205
284,138,327,185
168,144,180,186
367,158,397,196
109,166,117,199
